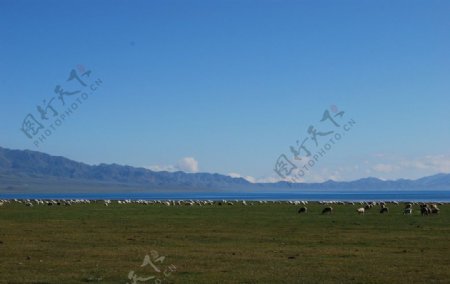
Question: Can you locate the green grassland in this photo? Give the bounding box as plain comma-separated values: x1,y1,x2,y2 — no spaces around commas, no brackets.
0,201,449,283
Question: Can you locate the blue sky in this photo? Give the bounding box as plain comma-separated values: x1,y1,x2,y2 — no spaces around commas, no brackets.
1,0,450,182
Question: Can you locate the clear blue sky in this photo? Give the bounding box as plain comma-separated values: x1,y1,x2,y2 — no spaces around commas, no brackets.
1,0,449,182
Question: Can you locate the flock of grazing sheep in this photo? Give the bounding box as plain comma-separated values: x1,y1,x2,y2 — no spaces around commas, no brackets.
298,201,442,216
0,199,444,216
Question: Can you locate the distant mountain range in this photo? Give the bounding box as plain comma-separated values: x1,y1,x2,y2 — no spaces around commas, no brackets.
1,146,449,193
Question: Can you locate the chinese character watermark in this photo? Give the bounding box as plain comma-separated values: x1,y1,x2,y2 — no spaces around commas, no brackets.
274,105,356,182
20,65,102,147
127,250,177,284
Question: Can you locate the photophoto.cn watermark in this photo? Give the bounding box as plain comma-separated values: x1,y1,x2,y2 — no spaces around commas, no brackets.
127,250,177,284
20,65,103,148
274,105,356,182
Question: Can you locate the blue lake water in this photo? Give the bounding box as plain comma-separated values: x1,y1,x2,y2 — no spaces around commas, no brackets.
1,191,450,202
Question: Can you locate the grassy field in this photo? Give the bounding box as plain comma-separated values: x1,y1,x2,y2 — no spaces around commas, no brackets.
0,201,449,283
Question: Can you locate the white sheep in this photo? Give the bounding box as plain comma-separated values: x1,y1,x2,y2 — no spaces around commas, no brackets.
404,208,413,215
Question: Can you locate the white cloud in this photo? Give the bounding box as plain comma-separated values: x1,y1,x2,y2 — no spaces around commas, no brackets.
147,154,450,182
227,172,242,178
372,163,398,173
147,157,199,173
226,154,450,184
371,155,450,174
258,176,288,183
228,173,298,183
366,154,450,180
243,176,257,183
227,172,257,183
176,157,199,173
400,155,450,173
147,165,176,172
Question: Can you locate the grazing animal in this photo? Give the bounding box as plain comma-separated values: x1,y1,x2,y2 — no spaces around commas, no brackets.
431,207,440,214
430,204,440,214
420,204,430,216
322,207,333,214
298,207,307,214
380,207,389,214
357,207,365,215
404,208,413,215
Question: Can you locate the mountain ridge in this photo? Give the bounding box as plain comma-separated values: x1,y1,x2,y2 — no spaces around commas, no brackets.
1,146,450,193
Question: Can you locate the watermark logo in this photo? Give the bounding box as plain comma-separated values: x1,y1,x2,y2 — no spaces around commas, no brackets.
274,105,356,182
127,250,177,284
20,65,102,147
